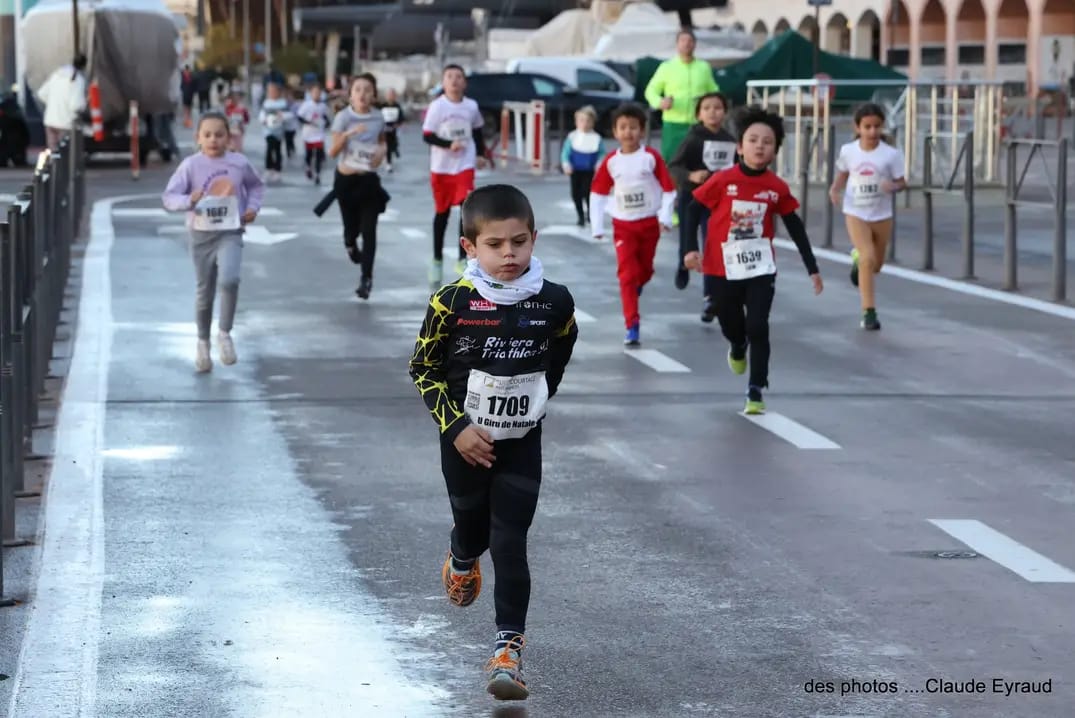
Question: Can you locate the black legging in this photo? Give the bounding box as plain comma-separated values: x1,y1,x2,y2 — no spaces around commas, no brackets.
678,194,710,271
265,136,282,171
305,145,325,176
569,170,593,223
704,274,776,389
386,130,400,161
334,171,386,280
441,427,542,635
433,210,466,262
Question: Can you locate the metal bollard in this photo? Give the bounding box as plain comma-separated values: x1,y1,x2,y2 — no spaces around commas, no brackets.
799,130,813,227
1003,141,1017,290
1054,138,1068,302
823,124,835,249
1,220,16,545
962,131,975,279
923,136,934,270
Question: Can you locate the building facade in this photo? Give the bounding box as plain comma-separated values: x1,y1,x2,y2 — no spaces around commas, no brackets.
702,0,1075,94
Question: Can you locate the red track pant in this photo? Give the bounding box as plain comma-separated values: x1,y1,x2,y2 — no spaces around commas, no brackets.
613,216,660,328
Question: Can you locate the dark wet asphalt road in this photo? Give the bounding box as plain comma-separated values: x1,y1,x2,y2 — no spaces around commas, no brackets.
4,130,1075,718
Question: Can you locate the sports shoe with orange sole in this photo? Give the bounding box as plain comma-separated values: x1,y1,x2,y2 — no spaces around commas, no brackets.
486,634,528,700
441,553,481,607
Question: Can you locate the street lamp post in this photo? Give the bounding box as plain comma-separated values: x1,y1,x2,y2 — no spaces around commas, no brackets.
807,0,832,76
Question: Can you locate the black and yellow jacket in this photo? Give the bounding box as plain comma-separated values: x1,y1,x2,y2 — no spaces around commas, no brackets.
408,277,578,442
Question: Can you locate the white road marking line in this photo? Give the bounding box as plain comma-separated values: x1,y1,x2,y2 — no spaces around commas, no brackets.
400,227,426,240
156,225,186,235
624,348,691,373
540,224,599,243
741,412,841,450
0,193,17,203
6,194,157,716
243,225,297,245
258,207,283,217
928,519,1075,583
112,207,168,218
574,308,596,323
775,238,1075,322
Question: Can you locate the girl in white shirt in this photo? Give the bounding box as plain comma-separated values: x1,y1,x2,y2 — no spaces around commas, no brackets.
828,103,907,331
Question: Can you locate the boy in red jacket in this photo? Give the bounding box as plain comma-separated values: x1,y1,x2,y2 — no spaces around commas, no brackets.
590,104,676,346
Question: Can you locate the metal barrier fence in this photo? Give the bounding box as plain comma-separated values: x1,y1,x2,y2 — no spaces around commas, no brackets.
1003,138,1069,301
0,132,85,605
923,131,976,278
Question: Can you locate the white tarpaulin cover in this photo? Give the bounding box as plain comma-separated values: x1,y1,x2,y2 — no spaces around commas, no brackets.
522,9,604,57
22,0,180,120
591,2,752,63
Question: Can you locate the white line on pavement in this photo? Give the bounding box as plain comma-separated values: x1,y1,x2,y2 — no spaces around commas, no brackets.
6,194,157,717
741,412,841,450
112,207,167,218
243,225,297,245
776,239,1075,323
540,224,599,243
624,348,691,373
400,227,426,240
928,519,1075,583
574,308,597,323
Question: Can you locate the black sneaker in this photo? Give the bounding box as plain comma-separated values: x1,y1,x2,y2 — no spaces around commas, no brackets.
701,298,716,323
356,276,372,300
861,309,881,331
675,266,689,290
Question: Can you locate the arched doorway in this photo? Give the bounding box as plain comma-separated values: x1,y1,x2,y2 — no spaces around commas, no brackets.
855,10,881,61
996,0,1028,85
955,0,986,78
918,0,947,79
885,0,912,69
1040,0,1075,89
797,15,818,43
751,20,769,50
774,18,790,36
825,13,851,55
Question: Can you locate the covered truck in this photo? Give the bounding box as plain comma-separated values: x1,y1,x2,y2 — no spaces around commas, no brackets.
22,0,181,160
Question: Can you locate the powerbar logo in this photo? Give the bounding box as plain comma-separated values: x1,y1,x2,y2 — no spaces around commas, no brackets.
457,318,501,327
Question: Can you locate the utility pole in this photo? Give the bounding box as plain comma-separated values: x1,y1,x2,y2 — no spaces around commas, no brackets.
265,0,272,67
72,0,80,60
243,0,251,101
807,0,831,76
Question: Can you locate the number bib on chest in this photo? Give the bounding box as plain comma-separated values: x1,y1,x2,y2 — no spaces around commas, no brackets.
465,370,548,441
615,185,649,213
723,238,776,280
702,140,735,171
192,195,240,232
344,142,379,171
438,119,470,142
849,173,882,206
381,106,400,124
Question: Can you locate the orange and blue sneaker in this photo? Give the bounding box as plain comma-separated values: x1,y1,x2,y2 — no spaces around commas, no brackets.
441,553,481,607
486,632,528,700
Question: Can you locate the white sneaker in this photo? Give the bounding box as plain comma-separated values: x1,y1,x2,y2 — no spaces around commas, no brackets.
195,340,212,373
218,332,237,365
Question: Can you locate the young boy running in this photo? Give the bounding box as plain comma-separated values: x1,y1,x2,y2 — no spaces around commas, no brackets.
590,103,676,346
422,65,491,289
686,107,823,414
408,184,578,701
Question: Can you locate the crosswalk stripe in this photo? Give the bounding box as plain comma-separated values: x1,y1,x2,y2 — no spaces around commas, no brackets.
928,519,1075,583
574,309,596,323
624,348,690,373
741,412,841,450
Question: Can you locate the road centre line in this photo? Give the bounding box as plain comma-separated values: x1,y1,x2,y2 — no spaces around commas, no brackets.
928,519,1075,583
624,348,691,373
741,412,841,450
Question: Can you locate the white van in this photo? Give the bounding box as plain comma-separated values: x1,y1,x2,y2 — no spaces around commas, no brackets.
505,57,635,101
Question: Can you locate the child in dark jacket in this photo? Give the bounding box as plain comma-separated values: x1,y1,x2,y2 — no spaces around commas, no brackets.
670,92,736,296
560,105,606,227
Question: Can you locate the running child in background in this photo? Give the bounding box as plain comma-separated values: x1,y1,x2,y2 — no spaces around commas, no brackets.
408,184,577,702
828,102,906,331
328,73,390,300
669,91,736,298
283,88,302,164
560,105,605,227
422,64,491,289
687,107,823,415
162,112,264,373
223,91,250,153
380,87,405,172
590,103,676,346
260,82,290,182
298,83,331,185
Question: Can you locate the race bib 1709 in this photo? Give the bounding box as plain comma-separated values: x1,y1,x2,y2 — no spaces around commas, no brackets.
464,370,548,441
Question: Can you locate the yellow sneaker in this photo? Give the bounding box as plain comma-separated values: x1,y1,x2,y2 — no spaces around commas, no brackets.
441,553,481,607
727,348,747,375
486,634,528,701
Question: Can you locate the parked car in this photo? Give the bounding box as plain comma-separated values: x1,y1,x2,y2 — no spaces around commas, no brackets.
460,72,625,144
0,89,31,167
505,57,635,102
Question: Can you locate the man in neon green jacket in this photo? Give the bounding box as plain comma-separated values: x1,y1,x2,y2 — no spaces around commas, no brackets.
644,29,719,162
